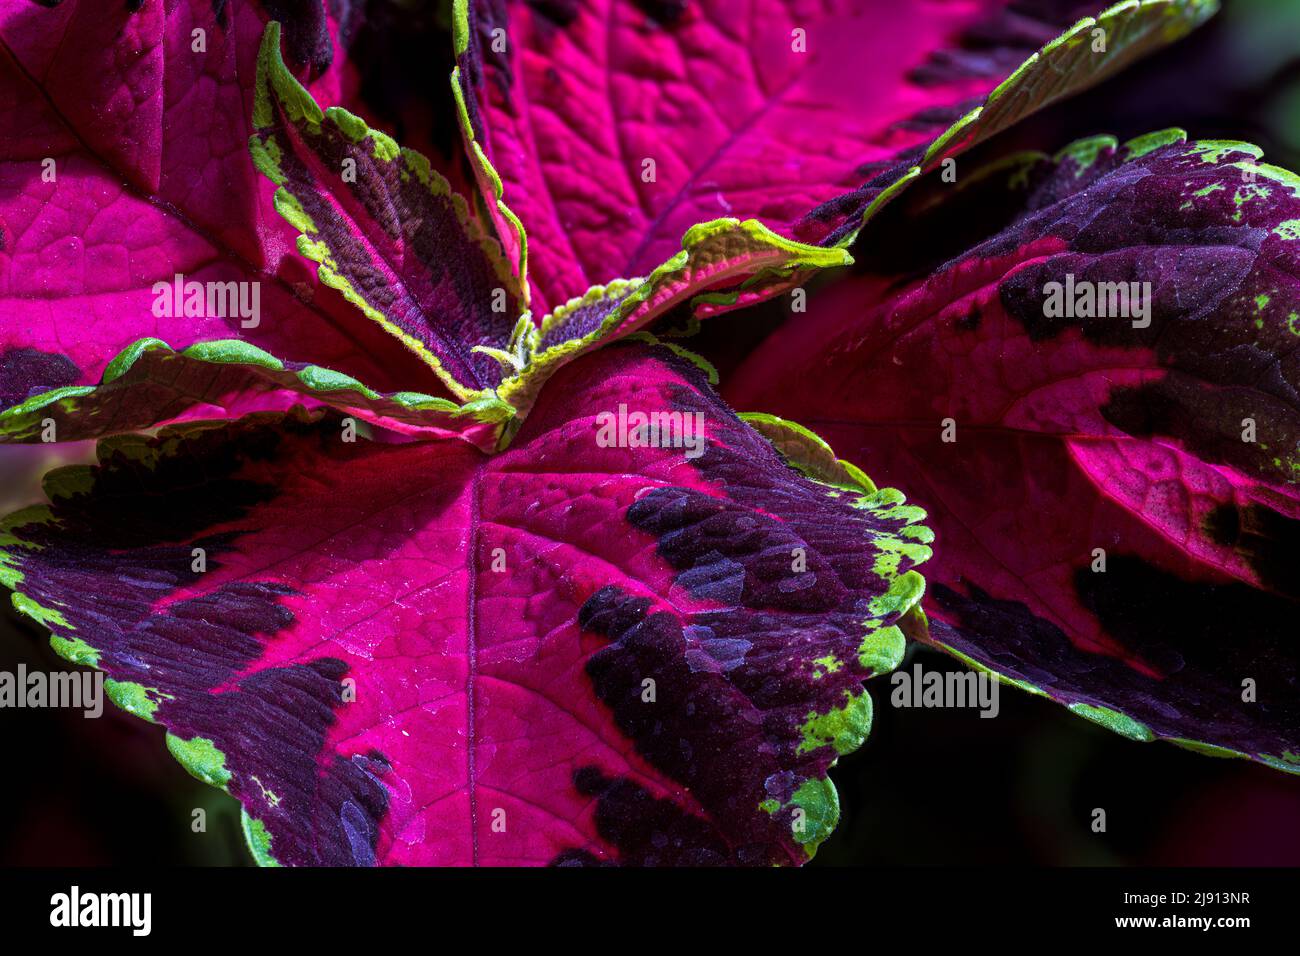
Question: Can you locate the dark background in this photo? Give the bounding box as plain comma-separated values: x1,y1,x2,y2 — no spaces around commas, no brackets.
2,0,1299,866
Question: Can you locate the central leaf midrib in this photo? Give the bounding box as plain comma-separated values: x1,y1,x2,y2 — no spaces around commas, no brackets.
466,460,485,865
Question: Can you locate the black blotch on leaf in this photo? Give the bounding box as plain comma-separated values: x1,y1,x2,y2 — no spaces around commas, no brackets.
9,418,394,865
632,0,688,26
1204,502,1300,600
908,1,1094,87
0,348,80,409
262,0,334,77
551,766,734,866
934,564,1300,758
1101,378,1300,490
525,0,579,28
1074,555,1300,719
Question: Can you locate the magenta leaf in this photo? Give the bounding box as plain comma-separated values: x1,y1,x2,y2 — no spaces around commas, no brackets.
0,0,439,420
249,20,529,400
493,221,850,422
1,341,931,864
0,337,514,446
251,18,846,415
728,131,1300,771
453,0,1213,316
793,0,1217,250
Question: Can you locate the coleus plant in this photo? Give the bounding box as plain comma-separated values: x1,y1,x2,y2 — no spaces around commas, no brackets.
728,129,1300,772
0,0,1284,867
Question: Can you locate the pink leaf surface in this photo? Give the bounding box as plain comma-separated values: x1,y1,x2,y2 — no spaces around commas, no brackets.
456,0,1213,315
727,132,1300,769
2,341,932,864
0,0,438,413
